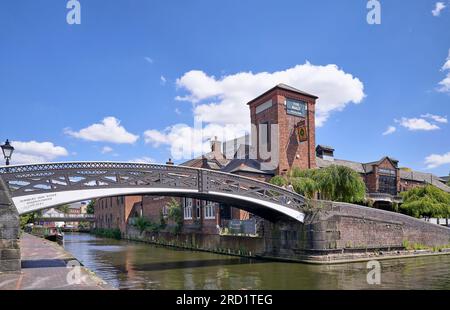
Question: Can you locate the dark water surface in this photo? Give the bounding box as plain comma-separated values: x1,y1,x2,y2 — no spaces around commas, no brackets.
63,233,450,290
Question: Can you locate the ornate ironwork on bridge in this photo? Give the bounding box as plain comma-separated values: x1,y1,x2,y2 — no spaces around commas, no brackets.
0,162,307,222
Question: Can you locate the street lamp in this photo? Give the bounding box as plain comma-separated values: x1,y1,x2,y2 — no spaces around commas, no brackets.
1,139,14,166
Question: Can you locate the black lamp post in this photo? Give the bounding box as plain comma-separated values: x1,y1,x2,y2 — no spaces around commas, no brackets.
1,139,14,166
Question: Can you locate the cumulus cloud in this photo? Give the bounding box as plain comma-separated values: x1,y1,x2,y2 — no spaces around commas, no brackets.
144,123,248,160
396,117,440,131
145,63,364,159
175,62,365,127
425,151,450,169
101,146,113,154
421,113,448,124
65,117,139,144
438,49,450,93
382,126,396,136
11,141,69,165
432,2,446,16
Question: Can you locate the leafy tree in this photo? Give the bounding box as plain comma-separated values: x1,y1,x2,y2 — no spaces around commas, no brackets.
400,185,450,219
270,165,366,203
57,204,70,214
447,173,450,187
86,200,95,214
269,175,287,187
20,213,37,229
167,198,183,234
134,216,151,234
316,165,366,203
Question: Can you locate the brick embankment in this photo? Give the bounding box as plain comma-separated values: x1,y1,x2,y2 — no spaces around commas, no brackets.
0,233,114,290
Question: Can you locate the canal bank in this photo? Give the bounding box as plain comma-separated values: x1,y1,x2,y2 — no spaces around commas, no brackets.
123,224,450,265
61,233,450,289
0,233,114,290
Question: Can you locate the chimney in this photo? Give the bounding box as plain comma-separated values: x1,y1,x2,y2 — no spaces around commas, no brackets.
166,158,174,165
211,136,222,153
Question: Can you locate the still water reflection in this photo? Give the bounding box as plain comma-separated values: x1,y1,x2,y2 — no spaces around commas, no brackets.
63,233,450,290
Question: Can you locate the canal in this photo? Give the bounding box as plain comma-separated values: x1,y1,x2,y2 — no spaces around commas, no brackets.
63,233,450,290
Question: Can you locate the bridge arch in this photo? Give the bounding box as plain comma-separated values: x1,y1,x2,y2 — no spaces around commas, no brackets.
0,162,307,223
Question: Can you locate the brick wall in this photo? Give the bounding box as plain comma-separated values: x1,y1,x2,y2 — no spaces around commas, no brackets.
249,87,317,175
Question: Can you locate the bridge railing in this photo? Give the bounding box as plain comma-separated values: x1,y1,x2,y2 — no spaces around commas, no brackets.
37,213,95,219
0,161,307,213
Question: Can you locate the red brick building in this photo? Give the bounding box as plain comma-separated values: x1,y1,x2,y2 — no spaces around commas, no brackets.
94,83,450,232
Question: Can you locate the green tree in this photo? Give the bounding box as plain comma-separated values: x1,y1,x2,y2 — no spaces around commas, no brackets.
447,173,450,187
135,216,151,234
270,165,366,203
57,204,70,214
167,198,183,234
86,200,95,214
400,185,450,219
20,212,37,229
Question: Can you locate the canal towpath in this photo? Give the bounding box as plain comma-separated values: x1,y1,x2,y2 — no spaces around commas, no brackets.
0,233,114,290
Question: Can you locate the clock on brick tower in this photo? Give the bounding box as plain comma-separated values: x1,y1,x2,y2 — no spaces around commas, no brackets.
247,84,318,175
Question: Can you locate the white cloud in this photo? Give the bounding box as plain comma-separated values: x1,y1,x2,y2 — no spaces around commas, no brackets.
438,49,450,93
101,146,113,154
128,156,155,164
432,2,446,16
65,117,139,144
382,126,396,136
421,113,448,123
144,123,248,160
425,151,450,168
11,141,69,165
144,57,153,64
145,63,364,159
160,75,167,85
174,108,181,115
396,117,440,131
175,62,365,127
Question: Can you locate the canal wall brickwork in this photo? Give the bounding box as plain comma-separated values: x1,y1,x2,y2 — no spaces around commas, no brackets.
124,200,450,263
0,178,20,272
301,201,450,253
125,225,267,257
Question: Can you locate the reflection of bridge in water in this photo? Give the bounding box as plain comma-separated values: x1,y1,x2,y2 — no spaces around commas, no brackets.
35,213,95,222
0,161,308,222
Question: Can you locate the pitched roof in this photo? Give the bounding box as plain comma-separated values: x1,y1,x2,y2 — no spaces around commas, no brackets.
221,159,275,175
316,156,366,173
400,170,450,192
247,84,318,106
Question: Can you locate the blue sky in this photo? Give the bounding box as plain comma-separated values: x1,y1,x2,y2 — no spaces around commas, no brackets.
0,0,449,176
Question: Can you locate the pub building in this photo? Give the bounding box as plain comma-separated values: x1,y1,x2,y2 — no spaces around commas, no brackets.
94,84,450,235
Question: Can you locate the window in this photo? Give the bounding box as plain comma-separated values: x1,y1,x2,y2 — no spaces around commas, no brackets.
204,201,215,219
379,168,396,176
162,205,169,217
184,198,193,219
196,200,201,219
379,175,397,196
259,121,271,152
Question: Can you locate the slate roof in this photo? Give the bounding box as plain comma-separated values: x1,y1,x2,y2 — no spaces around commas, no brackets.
221,159,275,175
400,170,450,192
316,157,366,173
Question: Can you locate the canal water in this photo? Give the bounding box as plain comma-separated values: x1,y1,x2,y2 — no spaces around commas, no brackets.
63,233,450,290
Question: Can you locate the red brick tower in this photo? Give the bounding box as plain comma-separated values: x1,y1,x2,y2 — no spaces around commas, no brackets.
247,84,317,175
